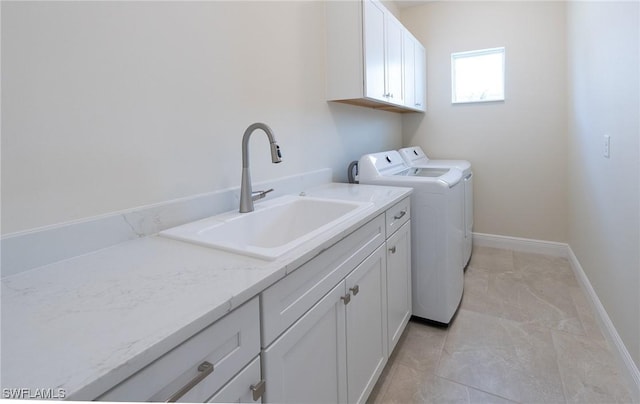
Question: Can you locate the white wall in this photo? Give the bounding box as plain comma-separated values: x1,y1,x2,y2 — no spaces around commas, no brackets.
1,1,402,235
567,1,640,371
400,1,568,242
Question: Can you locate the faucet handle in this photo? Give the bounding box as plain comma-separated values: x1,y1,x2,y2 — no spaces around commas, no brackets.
252,188,274,201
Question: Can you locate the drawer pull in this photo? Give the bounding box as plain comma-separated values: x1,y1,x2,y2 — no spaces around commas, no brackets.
394,210,406,220
341,294,351,305
389,246,396,254
349,285,360,296
250,380,266,401
166,361,214,402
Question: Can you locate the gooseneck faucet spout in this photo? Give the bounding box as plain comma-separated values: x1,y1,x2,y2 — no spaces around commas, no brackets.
239,123,282,213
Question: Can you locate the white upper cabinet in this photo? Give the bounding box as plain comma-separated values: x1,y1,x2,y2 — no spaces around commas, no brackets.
326,0,423,113
403,30,426,112
363,0,386,103
414,42,426,110
384,13,404,105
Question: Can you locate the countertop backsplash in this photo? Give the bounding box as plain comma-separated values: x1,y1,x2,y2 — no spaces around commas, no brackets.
1,168,332,278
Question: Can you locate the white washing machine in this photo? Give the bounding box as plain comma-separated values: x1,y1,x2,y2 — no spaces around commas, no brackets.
399,146,474,267
358,151,465,325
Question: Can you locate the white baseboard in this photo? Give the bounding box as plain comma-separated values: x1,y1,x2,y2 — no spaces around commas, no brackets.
472,232,569,257
567,247,640,403
471,232,639,401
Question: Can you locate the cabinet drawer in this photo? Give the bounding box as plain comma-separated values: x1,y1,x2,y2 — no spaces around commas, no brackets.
385,198,410,237
261,214,385,347
207,356,262,403
99,297,260,402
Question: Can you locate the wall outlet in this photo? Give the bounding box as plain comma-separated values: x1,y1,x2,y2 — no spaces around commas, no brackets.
604,134,610,158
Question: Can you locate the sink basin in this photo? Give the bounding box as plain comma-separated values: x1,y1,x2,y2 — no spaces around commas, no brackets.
159,195,374,260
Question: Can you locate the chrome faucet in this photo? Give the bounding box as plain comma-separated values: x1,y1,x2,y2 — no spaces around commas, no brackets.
239,122,282,213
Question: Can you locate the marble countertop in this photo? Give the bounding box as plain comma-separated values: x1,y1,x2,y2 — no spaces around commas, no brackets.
1,182,411,400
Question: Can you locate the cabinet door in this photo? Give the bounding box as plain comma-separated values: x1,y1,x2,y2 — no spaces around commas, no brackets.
345,245,388,404
386,221,412,353
363,0,386,102
403,30,416,109
262,282,347,404
414,41,426,110
261,214,385,347
385,15,404,105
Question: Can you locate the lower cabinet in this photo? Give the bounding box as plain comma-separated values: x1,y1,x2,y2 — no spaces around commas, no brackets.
95,199,411,403
262,245,387,404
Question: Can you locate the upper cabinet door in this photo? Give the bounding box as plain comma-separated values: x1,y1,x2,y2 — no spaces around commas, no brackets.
414,42,426,111
403,30,416,109
363,0,386,103
385,15,404,105
402,31,426,112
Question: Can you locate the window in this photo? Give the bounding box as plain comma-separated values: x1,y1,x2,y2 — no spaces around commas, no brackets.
451,47,505,104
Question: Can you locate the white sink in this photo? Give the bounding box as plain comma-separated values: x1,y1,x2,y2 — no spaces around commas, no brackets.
160,195,374,260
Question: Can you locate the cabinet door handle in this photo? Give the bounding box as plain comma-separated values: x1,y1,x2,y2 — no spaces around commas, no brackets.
250,380,266,401
341,294,351,305
394,210,406,220
349,285,360,296
166,361,214,402
389,246,397,254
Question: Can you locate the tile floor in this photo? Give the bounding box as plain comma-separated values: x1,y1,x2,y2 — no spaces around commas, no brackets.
368,246,634,404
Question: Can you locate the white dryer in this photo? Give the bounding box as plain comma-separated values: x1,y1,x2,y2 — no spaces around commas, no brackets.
399,146,473,267
358,151,464,325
